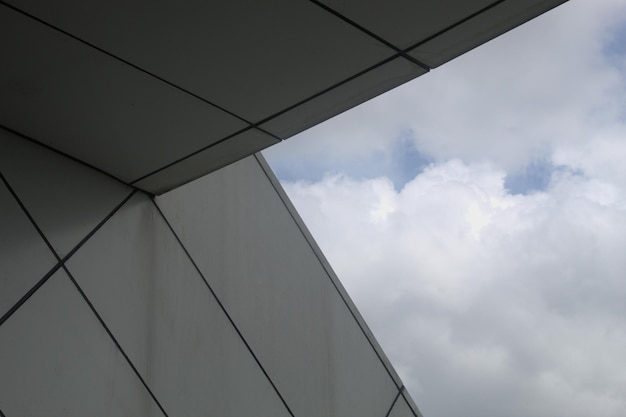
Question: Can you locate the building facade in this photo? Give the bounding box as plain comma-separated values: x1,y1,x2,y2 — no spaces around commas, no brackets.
1,1,567,415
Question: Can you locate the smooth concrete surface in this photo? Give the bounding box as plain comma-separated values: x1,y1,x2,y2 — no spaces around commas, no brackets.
0,270,165,417
409,0,566,67
157,156,401,417
0,128,131,257
65,193,291,417
0,178,56,319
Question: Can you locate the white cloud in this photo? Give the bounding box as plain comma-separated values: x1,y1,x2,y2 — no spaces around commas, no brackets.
282,162,626,417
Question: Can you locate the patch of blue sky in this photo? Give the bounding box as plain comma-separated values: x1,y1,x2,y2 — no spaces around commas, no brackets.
604,20,626,123
268,134,433,190
604,19,626,58
387,132,434,190
504,158,555,195
266,155,329,184
265,146,390,184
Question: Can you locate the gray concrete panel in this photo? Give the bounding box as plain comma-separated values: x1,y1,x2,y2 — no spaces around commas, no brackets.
65,193,291,417
261,57,426,140
0,5,246,183
0,270,165,417
0,177,56,319
134,128,279,195
7,0,395,123
156,156,398,417
409,0,567,67
0,128,131,258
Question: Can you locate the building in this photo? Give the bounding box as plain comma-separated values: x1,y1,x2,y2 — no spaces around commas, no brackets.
0,1,567,416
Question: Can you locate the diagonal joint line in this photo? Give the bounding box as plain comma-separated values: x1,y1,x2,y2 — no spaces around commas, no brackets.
62,265,171,417
0,178,167,414
308,0,430,71
0,171,62,326
0,171,135,326
400,386,423,417
404,0,509,52
255,53,400,128
152,199,296,417
384,388,403,417
129,127,253,185
0,263,62,328
0,1,254,128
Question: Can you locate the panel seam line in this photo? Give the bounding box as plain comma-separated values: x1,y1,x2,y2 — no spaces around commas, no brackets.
151,198,296,417
0,171,64,326
0,1,257,130
307,0,430,71
384,388,403,417
0,184,169,416
404,0,509,51
0,124,141,193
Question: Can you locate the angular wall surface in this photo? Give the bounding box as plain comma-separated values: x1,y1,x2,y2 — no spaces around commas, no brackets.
0,127,420,417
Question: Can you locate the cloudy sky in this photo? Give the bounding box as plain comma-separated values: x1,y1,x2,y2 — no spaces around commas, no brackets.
263,1,626,416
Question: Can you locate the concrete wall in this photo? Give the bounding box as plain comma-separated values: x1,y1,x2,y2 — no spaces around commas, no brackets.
0,127,420,417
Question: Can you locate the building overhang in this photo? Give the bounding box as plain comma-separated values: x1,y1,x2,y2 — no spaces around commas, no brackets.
1,0,567,194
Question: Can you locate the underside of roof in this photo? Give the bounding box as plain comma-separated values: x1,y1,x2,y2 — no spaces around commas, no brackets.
1,0,567,194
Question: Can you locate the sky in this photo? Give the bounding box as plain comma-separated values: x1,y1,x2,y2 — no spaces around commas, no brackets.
263,1,626,417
